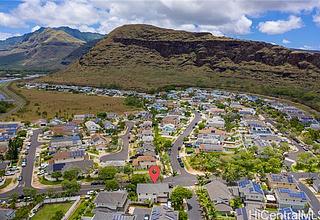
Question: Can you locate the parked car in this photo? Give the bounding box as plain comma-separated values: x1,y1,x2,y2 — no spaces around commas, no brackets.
18,176,23,181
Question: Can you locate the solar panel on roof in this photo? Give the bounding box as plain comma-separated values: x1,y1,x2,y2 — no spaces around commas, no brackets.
53,163,65,171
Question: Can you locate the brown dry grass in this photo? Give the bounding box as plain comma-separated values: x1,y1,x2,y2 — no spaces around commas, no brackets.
8,83,137,121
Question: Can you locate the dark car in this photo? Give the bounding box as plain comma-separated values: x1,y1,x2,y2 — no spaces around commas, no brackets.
18,176,23,181
91,181,104,185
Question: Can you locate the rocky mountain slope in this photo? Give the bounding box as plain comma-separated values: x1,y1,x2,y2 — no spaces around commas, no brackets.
0,27,103,71
40,24,320,110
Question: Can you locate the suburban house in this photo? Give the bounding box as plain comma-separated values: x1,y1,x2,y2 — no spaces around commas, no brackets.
47,150,93,175
161,115,180,127
90,212,136,220
237,179,265,208
199,143,224,152
132,155,157,169
140,121,153,129
207,107,225,117
137,142,156,156
274,188,308,211
206,180,233,214
207,116,225,129
49,150,87,164
239,108,256,116
266,174,297,190
150,205,178,220
161,124,176,136
0,122,21,142
140,129,154,143
49,135,82,152
90,134,109,150
47,159,93,175
103,121,117,130
195,133,224,151
137,183,170,203
94,191,130,213
85,121,101,133
51,123,79,136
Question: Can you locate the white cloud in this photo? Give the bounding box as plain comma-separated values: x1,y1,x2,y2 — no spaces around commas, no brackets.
258,16,303,35
0,12,25,28
282,38,291,44
0,0,319,36
31,25,41,32
299,45,315,50
0,32,21,40
313,12,320,25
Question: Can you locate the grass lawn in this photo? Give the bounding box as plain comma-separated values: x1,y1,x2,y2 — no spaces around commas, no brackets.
9,83,139,121
31,202,73,220
39,177,62,185
0,178,12,190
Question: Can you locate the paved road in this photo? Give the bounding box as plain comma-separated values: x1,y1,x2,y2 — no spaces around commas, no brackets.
1,115,204,219
170,111,201,175
187,192,203,220
0,81,26,119
0,129,42,198
100,121,134,162
165,111,202,219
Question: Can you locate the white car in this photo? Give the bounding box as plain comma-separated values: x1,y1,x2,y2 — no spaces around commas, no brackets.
37,170,45,175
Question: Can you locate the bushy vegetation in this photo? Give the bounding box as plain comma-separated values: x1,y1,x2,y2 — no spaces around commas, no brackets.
0,101,13,113
6,137,23,161
124,96,144,108
189,146,284,183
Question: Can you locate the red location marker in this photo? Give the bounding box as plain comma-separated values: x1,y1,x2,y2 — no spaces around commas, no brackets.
149,165,160,183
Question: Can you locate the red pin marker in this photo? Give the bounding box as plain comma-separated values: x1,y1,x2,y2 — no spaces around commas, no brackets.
149,165,160,183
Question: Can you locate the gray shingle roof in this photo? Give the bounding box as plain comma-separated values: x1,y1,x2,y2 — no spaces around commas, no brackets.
137,183,169,194
92,211,135,220
94,191,128,208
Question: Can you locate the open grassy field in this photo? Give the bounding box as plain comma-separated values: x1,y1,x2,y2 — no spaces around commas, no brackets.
7,83,138,121
31,202,73,220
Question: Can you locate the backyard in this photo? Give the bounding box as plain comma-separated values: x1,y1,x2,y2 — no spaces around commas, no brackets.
31,202,73,220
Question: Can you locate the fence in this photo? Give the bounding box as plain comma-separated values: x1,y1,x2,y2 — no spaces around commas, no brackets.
29,196,81,219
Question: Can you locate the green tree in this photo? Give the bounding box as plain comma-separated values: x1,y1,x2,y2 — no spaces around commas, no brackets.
105,179,119,191
98,166,118,180
170,186,193,210
115,173,129,185
61,179,80,195
23,188,37,199
6,137,23,161
131,174,149,185
179,210,188,220
51,171,62,181
0,169,5,178
63,168,80,181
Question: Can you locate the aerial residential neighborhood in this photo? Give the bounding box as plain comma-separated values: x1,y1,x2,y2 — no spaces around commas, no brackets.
0,83,319,220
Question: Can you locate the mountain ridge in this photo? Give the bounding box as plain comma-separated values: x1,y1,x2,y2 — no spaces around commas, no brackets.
35,24,320,111
0,27,104,71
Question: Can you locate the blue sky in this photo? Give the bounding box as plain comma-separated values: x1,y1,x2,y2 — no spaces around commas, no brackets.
0,0,319,50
